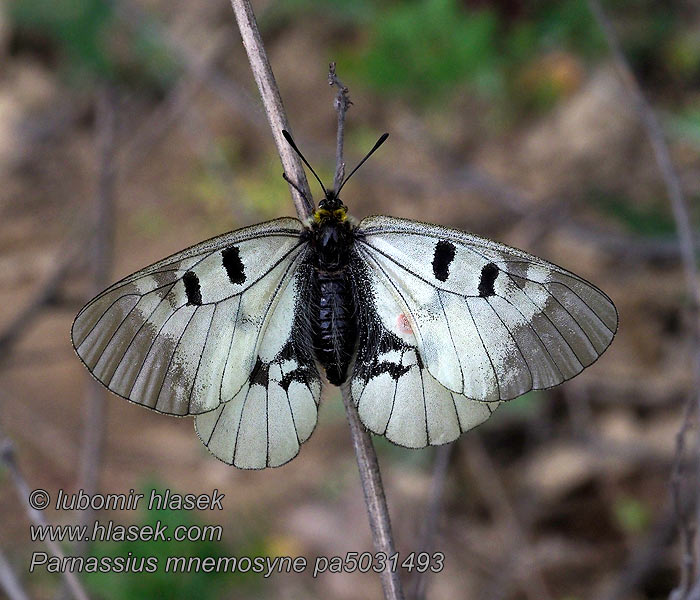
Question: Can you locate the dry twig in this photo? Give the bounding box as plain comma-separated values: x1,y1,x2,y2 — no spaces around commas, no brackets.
410,443,453,600
586,2,700,597
0,246,84,357
118,31,231,177
0,436,90,600
77,85,118,539
0,542,29,600
229,0,313,220
466,435,554,600
329,62,351,190
340,383,404,600
227,2,403,596
328,63,403,600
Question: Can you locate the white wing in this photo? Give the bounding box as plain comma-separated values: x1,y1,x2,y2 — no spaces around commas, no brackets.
72,217,322,468
195,262,321,468
72,217,309,414
355,215,617,403
351,261,500,448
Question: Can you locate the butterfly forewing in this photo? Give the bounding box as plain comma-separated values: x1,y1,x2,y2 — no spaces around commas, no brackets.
71,217,311,417
356,215,618,402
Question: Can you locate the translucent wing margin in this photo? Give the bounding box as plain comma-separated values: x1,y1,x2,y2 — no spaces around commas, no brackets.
71,217,311,416
350,257,500,448
355,215,618,402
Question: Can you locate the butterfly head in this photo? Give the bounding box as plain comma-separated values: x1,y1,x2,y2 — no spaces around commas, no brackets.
307,190,353,270
315,190,348,223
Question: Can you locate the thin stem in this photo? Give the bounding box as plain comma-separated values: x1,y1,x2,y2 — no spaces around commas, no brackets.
0,436,90,600
0,246,82,357
467,434,554,600
340,383,405,600
226,5,402,598
118,31,229,178
329,59,403,600
587,2,700,306
77,85,117,543
229,0,313,220
0,542,29,600
587,1,700,596
410,443,453,600
329,62,351,191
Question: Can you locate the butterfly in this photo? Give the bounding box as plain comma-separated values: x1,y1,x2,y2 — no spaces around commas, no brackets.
72,130,618,469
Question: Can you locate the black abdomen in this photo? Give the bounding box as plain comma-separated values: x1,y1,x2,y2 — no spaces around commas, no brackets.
311,269,357,385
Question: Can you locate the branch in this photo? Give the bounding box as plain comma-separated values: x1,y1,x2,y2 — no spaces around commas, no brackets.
601,506,688,600
329,62,351,190
340,383,405,600
0,436,90,600
586,2,699,305
586,2,700,596
77,84,117,542
466,434,554,600
0,542,29,600
0,245,84,357
118,31,230,177
328,60,403,600
225,5,402,597
410,443,453,600
229,0,313,220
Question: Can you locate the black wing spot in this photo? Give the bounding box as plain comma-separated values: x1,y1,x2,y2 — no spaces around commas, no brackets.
222,246,246,285
367,361,410,382
479,262,499,297
249,357,269,388
432,240,456,282
280,366,313,392
183,271,202,305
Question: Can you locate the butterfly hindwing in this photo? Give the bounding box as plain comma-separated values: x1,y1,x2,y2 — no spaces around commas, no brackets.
356,216,617,402
195,262,321,468
351,258,500,448
71,217,309,416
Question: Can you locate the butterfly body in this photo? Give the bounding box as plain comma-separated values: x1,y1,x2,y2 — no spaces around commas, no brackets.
310,268,357,385
301,196,358,386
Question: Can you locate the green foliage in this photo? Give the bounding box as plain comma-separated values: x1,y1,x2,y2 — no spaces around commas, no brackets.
665,108,700,148
333,0,606,107
350,0,503,102
373,434,433,468
8,0,179,90
588,191,677,237
485,391,543,426
612,496,651,534
83,483,264,600
523,0,604,57
10,0,114,77
664,31,700,81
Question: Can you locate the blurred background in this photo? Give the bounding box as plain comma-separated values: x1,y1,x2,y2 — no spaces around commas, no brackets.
1,0,699,598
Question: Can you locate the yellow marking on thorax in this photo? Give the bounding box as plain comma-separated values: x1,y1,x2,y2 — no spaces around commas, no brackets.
313,208,348,223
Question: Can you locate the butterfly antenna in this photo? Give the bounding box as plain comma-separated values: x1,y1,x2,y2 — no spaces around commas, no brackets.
335,133,389,196
282,129,328,197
